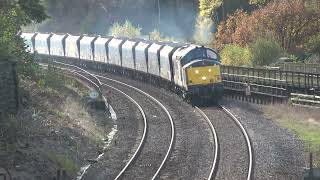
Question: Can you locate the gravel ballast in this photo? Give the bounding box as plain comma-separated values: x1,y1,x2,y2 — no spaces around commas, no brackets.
81,85,143,180
97,72,216,179
222,99,305,180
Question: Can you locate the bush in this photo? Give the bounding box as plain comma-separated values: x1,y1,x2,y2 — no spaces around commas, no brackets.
251,37,284,66
108,20,141,38
306,33,320,55
149,29,176,42
220,44,253,66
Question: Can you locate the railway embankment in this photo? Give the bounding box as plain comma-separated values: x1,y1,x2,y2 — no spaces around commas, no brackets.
0,70,113,179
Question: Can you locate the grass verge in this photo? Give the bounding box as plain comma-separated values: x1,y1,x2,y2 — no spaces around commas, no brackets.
263,104,320,167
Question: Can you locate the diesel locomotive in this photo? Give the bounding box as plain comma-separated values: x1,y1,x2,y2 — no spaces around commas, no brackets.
20,32,223,102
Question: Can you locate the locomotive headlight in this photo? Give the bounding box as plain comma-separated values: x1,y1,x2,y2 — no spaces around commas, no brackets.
202,76,207,80
208,69,212,72
195,70,199,74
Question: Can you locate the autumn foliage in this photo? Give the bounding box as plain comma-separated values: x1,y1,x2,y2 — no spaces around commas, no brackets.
216,0,320,53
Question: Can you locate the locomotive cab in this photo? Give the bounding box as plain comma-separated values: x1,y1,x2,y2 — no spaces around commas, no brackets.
173,46,224,102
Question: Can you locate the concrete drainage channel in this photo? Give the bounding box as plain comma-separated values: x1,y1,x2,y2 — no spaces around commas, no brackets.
76,102,118,180
39,62,120,180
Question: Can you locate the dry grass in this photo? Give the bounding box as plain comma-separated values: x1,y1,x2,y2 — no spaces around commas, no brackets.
263,104,320,167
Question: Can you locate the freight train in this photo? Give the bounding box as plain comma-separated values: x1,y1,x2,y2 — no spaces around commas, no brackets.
20,32,223,103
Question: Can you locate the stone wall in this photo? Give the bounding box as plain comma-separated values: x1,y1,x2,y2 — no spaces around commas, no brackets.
0,61,19,118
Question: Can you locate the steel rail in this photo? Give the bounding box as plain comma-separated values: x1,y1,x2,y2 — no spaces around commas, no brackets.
194,107,219,180
95,74,175,180
102,83,148,180
220,105,253,180
41,63,149,179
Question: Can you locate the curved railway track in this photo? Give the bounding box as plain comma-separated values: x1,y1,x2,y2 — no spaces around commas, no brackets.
94,72,217,179
102,83,148,180
200,105,253,180
97,75,175,180
41,61,253,180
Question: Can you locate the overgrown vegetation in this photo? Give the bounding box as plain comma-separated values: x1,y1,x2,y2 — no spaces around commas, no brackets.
0,0,47,77
251,37,284,66
47,151,79,176
108,20,141,38
220,44,252,66
149,29,175,42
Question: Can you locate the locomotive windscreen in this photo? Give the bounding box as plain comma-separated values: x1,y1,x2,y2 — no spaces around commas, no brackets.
181,47,219,66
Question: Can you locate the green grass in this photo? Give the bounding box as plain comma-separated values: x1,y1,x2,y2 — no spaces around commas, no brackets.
283,121,320,149
47,151,79,176
263,104,320,167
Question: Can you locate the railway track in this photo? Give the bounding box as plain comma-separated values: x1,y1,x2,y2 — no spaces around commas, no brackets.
94,72,217,179
47,63,175,179
42,61,253,179
97,75,175,180
200,105,253,180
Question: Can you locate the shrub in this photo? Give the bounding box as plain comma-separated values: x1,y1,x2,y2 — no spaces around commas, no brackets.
251,37,284,66
108,20,141,38
306,33,320,55
149,29,176,42
220,44,252,66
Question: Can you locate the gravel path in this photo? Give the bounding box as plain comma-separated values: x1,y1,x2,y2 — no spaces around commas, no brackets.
203,107,249,180
100,78,172,180
221,99,305,180
81,85,143,180
98,72,215,180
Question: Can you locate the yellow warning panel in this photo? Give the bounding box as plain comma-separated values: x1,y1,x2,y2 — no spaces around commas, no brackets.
186,65,221,85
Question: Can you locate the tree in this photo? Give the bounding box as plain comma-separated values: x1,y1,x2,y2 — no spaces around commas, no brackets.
199,0,223,19
0,0,47,61
216,0,320,54
149,29,176,42
251,37,284,66
199,0,250,22
220,44,252,66
108,20,141,38
306,33,320,55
